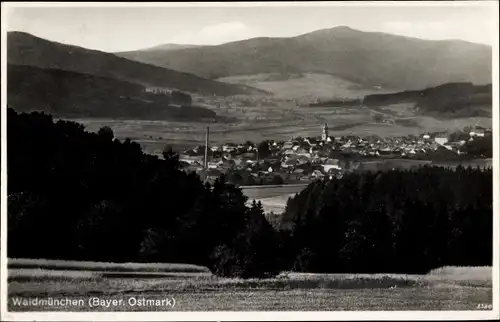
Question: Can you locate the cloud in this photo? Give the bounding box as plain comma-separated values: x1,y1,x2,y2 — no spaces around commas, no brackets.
170,21,259,45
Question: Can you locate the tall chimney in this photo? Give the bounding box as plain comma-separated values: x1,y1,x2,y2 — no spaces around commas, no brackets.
204,125,209,169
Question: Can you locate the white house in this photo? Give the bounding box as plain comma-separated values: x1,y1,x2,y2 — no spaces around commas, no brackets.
222,147,235,153
207,162,219,169
434,136,448,146
322,164,341,172
179,155,204,164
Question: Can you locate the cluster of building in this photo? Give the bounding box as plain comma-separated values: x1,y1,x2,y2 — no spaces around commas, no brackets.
177,123,492,184
144,87,170,95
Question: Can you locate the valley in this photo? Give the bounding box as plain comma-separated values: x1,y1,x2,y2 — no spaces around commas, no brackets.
72,103,491,156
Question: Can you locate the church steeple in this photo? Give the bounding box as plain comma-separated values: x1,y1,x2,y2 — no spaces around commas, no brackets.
322,122,329,141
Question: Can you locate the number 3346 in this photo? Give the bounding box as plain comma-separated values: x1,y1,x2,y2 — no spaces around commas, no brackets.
477,303,493,309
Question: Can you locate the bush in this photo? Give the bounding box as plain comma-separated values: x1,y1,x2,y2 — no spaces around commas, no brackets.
271,175,284,185
171,90,193,106
257,141,271,159
209,201,280,278
209,244,245,278
373,113,384,122
463,136,492,158
97,126,114,141
292,247,315,272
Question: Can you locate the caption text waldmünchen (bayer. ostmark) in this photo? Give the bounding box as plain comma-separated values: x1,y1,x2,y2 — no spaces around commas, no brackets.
11,297,177,309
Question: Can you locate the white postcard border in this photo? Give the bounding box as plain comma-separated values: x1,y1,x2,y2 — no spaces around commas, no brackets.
1,1,498,321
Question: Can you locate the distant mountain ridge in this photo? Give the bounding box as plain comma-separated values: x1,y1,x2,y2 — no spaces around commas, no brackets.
7,31,264,96
116,26,492,91
144,43,201,51
125,43,202,52
116,44,202,63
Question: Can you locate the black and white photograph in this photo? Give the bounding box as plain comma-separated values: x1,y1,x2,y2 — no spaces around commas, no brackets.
1,1,498,320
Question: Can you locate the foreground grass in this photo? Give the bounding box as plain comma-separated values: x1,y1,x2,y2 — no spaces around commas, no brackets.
8,284,492,311
6,259,493,311
7,266,492,311
9,269,492,296
8,268,211,283
8,258,210,273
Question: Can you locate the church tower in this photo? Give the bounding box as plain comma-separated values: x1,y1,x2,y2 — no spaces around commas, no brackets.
322,123,329,141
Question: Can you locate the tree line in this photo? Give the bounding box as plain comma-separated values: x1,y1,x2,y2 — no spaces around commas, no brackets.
7,109,492,277
279,166,492,273
7,109,276,277
363,82,492,116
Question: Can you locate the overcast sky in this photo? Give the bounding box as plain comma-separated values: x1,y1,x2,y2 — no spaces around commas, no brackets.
5,2,497,52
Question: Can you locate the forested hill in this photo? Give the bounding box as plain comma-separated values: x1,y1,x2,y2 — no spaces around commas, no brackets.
363,83,492,116
7,64,216,120
7,31,264,96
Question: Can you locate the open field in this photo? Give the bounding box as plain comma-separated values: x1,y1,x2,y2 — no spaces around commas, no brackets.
242,184,308,213
8,258,210,273
217,73,397,102
8,269,211,282
7,262,492,311
371,103,417,118
246,193,297,214
241,184,309,200
356,158,493,172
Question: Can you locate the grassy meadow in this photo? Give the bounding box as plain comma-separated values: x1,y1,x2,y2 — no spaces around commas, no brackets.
8,258,210,274
7,259,493,311
246,193,296,214
217,73,396,102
